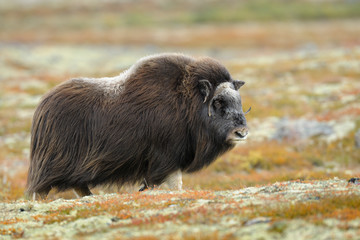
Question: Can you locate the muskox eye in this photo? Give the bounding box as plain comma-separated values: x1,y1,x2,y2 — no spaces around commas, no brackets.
213,99,223,109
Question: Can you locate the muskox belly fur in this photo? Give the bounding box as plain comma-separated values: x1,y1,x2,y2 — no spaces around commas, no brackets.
26,53,249,199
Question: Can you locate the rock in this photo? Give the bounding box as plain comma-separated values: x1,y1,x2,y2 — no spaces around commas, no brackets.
243,217,271,226
272,118,333,141
325,120,355,143
348,178,360,185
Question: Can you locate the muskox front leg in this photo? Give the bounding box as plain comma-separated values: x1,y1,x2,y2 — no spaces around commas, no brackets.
73,186,92,198
138,170,183,192
163,169,183,190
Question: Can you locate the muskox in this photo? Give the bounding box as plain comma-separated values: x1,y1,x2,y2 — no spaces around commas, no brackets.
26,53,249,199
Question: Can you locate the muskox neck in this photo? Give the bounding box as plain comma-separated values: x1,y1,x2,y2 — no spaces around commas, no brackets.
180,109,233,173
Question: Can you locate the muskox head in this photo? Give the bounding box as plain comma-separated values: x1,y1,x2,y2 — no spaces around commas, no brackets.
199,79,249,145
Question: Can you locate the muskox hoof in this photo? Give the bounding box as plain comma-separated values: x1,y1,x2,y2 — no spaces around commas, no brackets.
139,185,148,192
139,178,150,192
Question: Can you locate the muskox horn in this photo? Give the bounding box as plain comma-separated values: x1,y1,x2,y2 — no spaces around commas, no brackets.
233,80,245,91
244,106,251,115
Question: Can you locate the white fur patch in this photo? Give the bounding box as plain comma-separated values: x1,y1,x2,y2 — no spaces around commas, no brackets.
136,52,187,65
162,169,183,190
81,69,128,97
214,82,238,99
82,53,187,97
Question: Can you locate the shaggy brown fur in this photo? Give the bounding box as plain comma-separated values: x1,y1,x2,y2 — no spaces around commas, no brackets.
26,53,248,199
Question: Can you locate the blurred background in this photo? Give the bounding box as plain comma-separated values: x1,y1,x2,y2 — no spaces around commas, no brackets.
0,0,359,200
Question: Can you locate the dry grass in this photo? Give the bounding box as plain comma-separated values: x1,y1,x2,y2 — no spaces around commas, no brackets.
1,21,359,50
252,193,360,222
1,0,360,47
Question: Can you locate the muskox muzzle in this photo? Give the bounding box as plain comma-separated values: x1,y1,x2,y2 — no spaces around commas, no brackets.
233,126,249,140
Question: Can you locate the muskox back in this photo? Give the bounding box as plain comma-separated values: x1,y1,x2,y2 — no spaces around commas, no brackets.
27,53,248,199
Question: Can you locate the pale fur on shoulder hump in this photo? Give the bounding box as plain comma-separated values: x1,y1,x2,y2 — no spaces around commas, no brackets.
79,53,189,97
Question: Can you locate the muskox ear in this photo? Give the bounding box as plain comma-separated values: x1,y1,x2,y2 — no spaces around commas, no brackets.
198,80,213,103
233,80,245,91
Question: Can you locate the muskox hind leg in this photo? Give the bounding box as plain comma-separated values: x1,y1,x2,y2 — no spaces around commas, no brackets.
73,186,92,198
32,186,51,201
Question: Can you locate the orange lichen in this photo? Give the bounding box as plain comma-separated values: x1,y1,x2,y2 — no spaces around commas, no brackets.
253,193,360,221
0,227,24,238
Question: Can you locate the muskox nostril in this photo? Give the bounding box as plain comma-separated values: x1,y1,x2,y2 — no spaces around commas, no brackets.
227,127,249,143
235,131,244,138
235,130,247,138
